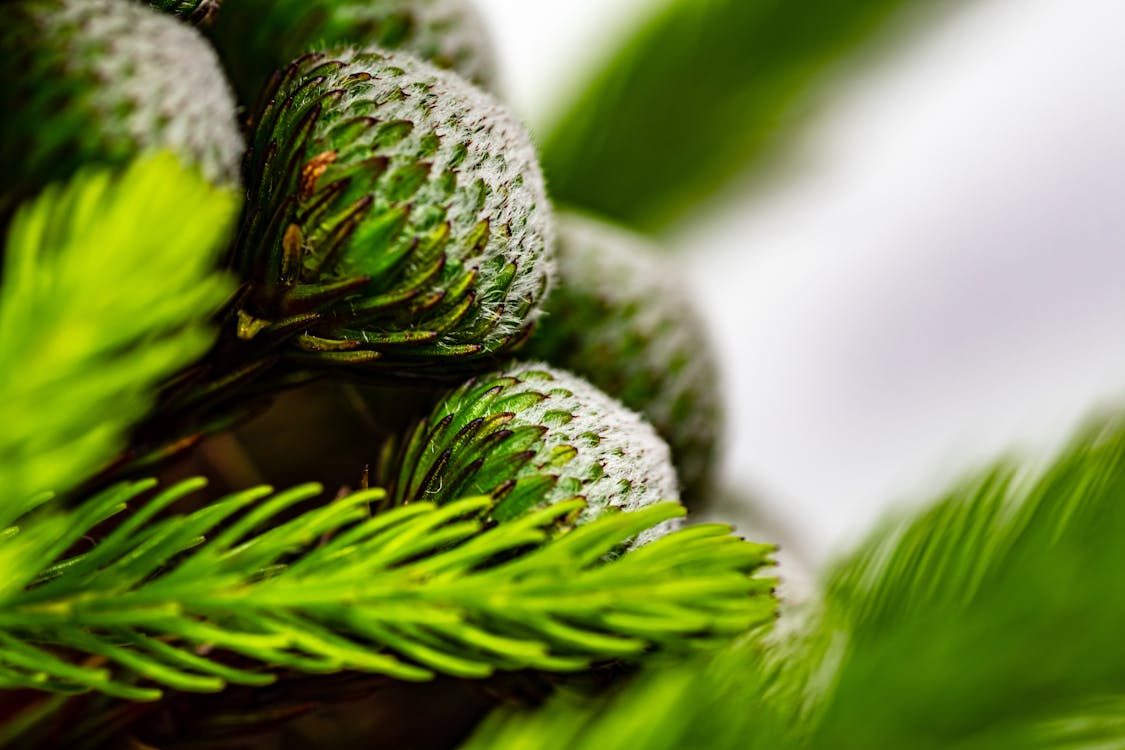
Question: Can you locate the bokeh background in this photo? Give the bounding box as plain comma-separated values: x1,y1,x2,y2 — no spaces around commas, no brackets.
476,0,1125,572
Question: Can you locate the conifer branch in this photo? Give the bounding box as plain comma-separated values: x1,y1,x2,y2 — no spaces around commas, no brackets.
464,418,1125,750
0,479,776,701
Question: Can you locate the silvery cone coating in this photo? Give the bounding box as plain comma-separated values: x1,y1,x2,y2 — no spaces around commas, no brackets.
387,362,682,546
146,0,221,24
233,48,553,375
208,0,499,108
525,212,723,504
0,0,243,216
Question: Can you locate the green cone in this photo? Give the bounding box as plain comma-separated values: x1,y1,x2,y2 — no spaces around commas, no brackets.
0,0,243,217
525,212,723,503
147,0,221,25
387,362,681,545
208,0,499,107
234,48,554,375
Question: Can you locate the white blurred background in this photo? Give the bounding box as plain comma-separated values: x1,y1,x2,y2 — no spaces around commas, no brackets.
475,0,1125,572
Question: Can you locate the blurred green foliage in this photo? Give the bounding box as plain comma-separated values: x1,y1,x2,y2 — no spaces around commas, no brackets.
466,418,1125,749
540,0,945,230
0,154,237,522
815,419,1125,747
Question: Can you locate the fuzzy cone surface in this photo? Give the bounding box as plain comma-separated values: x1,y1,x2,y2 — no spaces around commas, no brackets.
235,48,554,374
0,0,243,216
147,0,221,25
387,362,681,545
209,0,499,108
526,212,723,502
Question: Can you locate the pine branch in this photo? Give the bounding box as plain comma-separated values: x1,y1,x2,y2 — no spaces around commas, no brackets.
812,418,1125,748
463,417,1125,750
0,479,776,701
0,154,238,523
463,627,804,750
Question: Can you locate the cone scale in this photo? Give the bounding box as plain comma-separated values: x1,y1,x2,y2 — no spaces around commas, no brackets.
209,0,499,108
234,48,554,376
527,212,723,502
0,0,243,217
388,363,682,545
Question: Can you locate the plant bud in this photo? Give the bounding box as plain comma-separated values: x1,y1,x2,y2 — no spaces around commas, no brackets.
235,48,553,374
387,362,681,545
209,0,499,107
0,0,243,216
526,212,723,503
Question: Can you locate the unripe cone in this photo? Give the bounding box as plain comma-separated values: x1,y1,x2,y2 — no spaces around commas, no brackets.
209,0,499,107
0,0,243,215
387,362,681,545
147,0,221,25
526,212,723,503
235,48,553,374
